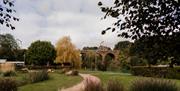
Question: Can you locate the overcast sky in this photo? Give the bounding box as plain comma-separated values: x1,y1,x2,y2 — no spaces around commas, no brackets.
1,0,128,49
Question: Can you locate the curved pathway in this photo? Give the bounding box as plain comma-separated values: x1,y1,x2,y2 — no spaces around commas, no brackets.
59,73,101,91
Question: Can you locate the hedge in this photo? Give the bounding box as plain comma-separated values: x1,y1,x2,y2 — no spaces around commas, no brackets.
0,78,17,91
25,65,71,70
131,66,180,79
130,78,178,91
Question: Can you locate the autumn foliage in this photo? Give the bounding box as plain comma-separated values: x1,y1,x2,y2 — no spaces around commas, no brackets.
55,36,81,69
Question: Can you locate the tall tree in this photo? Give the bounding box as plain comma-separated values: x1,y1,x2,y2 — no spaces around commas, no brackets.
82,46,98,50
99,0,180,39
26,40,56,65
15,49,26,61
55,36,81,69
129,37,164,65
81,50,96,69
114,41,132,51
99,0,180,66
114,41,132,70
0,33,19,60
0,0,19,30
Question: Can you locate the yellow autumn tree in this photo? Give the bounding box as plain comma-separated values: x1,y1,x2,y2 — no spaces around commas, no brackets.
55,36,81,69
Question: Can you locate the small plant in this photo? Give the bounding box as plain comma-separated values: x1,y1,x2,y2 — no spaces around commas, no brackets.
26,70,49,83
106,79,124,91
0,78,17,91
130,78,178,91
84,77,104,91
3,71,16,77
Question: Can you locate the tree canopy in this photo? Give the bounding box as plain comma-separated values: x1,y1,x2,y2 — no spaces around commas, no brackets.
55,36,81,69
0,0,19,30
99,0,180,66
114,41,132,51
0,33,19,60
129,37,162,65
81,50,96,69
129,34,180,66
82,46,98,50
99,0,180,40
26,40,56,65
15,49,26,61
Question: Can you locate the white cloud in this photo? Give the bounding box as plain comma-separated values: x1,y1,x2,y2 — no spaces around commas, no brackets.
1,0,128,49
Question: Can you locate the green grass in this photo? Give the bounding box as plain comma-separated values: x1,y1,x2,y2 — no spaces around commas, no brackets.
81,70,180,91
18,72,82,91
8,70,180,91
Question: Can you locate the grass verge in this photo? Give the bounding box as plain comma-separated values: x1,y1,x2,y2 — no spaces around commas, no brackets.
80,70,180,91
18,72,82,91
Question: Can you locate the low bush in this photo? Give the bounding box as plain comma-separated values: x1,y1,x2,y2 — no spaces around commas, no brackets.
0,78,17,91
61,68,71,74
166,67,180,79
106,79,124,91
97,61,107,71
131,66,180,79
26,65,61,70
84,78,104,91
130,78,178,91
108,61,121,71
71,70,79,76
129,56,147,66
26,70,49,83
119,59,131,72
65,70,79,76
3,71,16,77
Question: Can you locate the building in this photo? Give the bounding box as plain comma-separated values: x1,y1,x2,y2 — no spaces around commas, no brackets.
0,59,25,72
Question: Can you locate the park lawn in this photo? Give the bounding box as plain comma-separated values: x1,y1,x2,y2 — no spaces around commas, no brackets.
81,70,180,91
16,70,180,91
18,72,82,91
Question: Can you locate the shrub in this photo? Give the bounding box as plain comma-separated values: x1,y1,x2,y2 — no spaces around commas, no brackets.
65,70,79,76
84,78,104,91
131,66,180,79
166,68,180,79
130,78,178,91
26,70,49,83
0,78,17,91
3,71,16,77
129,56,147,66
71,70,79,76
108,61,121,71
119,59,131,72
61,68,70,74
97,61,107,71
106,79,124,91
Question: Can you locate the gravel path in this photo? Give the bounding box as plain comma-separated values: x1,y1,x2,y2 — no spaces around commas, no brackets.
59,73,100,91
